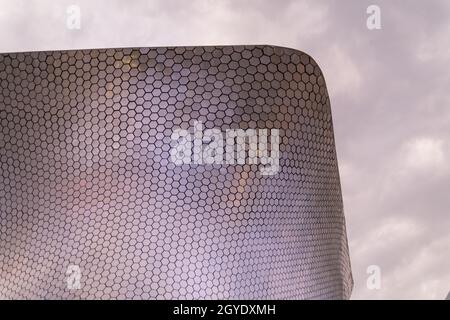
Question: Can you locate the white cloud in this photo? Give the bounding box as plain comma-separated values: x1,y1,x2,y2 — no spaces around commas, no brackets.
404,138,445,170
322,45,362,98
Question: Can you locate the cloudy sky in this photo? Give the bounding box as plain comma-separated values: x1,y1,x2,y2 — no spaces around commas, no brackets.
0,0,449,299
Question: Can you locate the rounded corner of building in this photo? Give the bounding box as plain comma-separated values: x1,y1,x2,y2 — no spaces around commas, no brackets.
278,46,327,81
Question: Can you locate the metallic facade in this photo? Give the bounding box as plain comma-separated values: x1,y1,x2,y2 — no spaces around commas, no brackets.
0,45,353,299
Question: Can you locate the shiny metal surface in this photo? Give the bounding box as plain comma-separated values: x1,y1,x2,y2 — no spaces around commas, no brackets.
0,45,352,299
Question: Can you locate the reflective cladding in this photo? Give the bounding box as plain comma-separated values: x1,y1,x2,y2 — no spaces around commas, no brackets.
0,45,353,299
